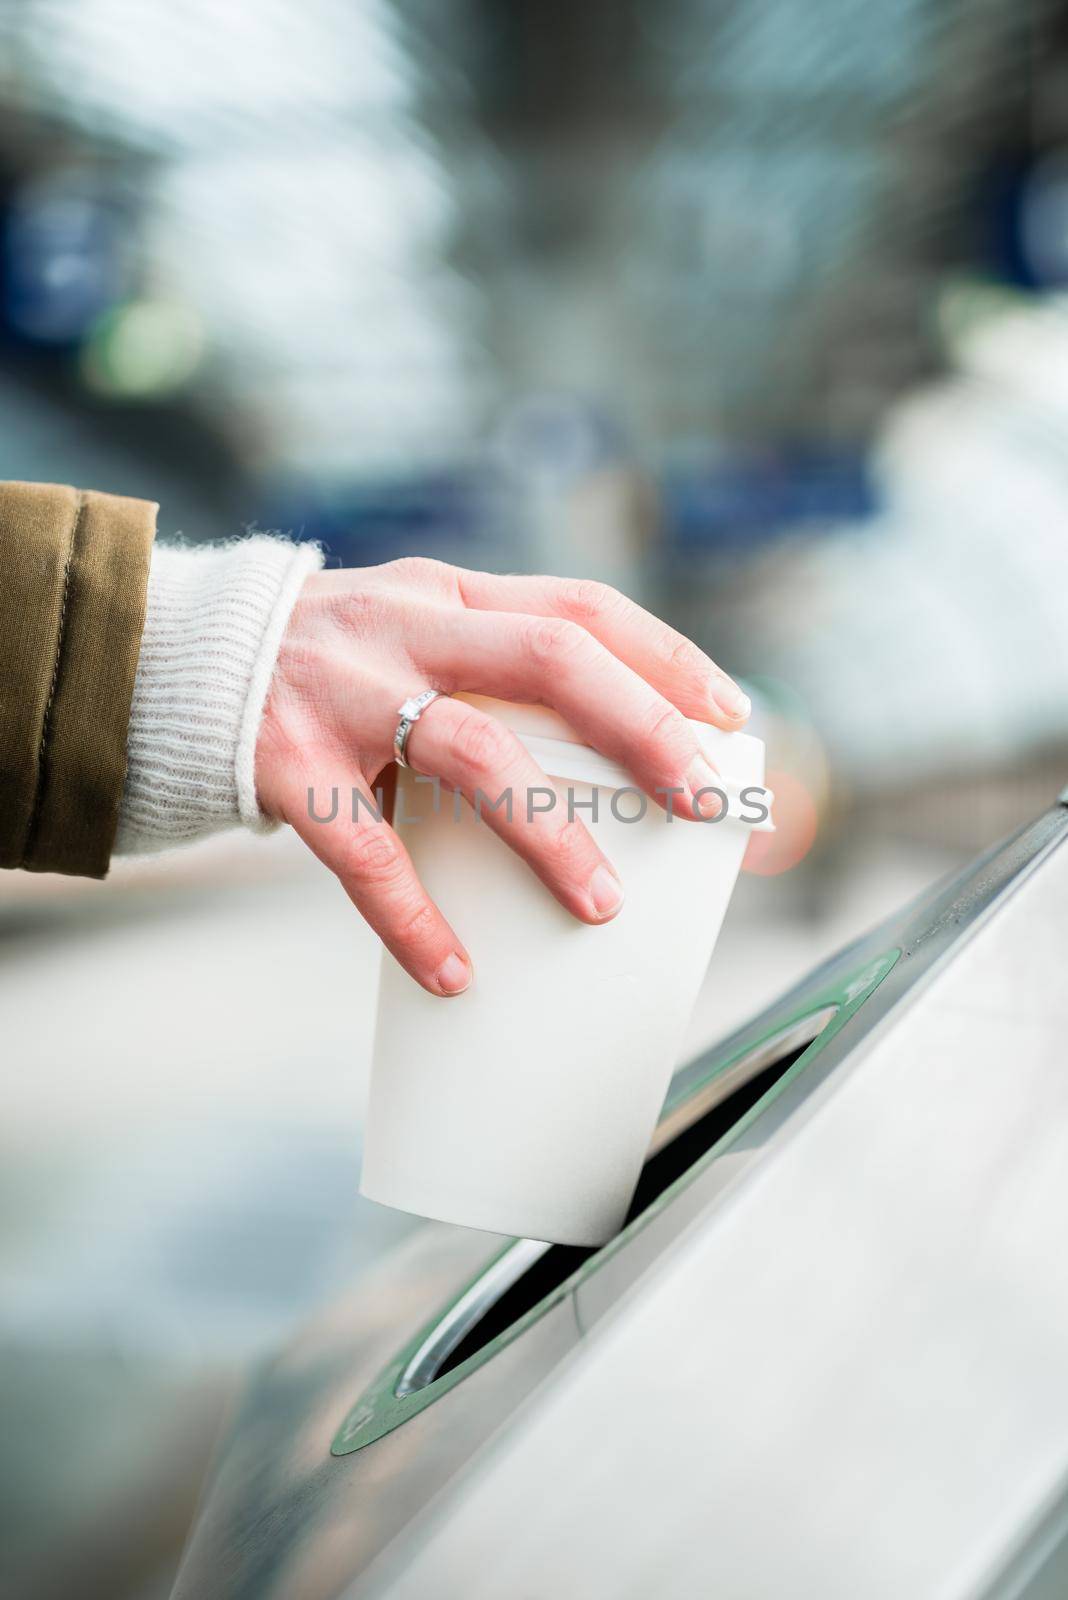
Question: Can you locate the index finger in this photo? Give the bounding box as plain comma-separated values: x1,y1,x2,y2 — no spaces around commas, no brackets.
279,764,473,999
453,572,750,729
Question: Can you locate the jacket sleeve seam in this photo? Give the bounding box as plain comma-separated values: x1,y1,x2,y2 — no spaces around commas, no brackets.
20,490,85,866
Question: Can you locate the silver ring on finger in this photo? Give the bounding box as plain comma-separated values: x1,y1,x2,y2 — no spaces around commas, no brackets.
393,689,446,770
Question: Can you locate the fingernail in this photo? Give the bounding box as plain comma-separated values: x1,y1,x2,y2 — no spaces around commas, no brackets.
714,680,751,721
689,756,723,818
589,863,625,919
436,952,471,995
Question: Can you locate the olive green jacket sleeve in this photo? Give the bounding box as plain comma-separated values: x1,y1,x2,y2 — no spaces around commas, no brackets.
0,481,156,878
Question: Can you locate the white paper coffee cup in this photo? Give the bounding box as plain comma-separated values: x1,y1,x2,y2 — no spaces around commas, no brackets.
359,695,771,1247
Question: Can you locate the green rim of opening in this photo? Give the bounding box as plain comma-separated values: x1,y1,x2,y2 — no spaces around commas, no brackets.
332,946,901,1455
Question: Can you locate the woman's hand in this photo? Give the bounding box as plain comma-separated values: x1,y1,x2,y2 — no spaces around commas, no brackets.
255,558,750,997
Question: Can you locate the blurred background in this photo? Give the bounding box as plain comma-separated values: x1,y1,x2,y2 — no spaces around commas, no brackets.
4,0,1068,1593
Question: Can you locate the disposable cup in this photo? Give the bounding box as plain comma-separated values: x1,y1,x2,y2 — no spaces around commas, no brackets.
359,695,771,1246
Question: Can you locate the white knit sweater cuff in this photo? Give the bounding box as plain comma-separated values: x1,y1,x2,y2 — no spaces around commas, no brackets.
116,535,323,855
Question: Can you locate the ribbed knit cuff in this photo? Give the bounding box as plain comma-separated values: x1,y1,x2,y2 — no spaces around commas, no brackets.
115,535,323,855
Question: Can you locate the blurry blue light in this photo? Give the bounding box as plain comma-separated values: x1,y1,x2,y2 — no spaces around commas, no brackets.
1022,153,1068,289
256,473,495,568
663,450,877,551
2,187,126,346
